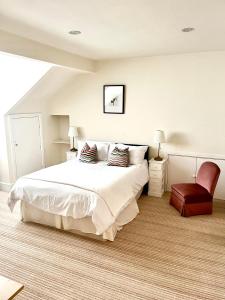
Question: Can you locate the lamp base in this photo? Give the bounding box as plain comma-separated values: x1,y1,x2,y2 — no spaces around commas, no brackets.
154,156,163,161
70,147,77,152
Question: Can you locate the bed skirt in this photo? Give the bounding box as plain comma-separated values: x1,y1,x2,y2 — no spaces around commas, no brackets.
20,196,140,241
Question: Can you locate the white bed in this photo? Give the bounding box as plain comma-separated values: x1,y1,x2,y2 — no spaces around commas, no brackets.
8,151,149,241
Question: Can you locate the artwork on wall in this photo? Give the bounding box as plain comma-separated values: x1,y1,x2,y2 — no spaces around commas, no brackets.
103,85,125,114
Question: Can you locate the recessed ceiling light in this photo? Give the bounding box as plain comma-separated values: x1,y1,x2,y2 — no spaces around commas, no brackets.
68,30,81,35
182,27,195,32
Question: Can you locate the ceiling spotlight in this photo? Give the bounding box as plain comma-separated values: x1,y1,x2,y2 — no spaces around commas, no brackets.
68,30,81,35
182,27,195,32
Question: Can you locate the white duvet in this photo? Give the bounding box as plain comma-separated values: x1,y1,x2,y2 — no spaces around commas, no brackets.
8,159,149,234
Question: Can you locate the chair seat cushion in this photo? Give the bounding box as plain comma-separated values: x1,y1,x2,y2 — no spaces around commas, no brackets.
171,183,212,204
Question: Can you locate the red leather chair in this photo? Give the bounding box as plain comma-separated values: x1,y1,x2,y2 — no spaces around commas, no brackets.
170,162,220,217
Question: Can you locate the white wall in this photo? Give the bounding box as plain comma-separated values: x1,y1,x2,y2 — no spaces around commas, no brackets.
2,50,225,190
7,66,76,172
49,51,225,157
0,51,51,187
0,49,82,190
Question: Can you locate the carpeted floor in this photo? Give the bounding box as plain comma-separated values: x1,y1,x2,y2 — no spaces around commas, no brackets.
1,191,225,300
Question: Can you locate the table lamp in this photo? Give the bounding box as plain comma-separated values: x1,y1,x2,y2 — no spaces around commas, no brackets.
153,130,165,161
68,126,78,152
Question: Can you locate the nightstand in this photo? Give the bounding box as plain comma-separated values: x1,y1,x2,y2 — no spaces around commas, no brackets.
148,158,167,197
66,151,77,161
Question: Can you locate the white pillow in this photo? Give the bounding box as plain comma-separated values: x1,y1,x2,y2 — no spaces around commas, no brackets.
78,140,110,161
109,143,148,165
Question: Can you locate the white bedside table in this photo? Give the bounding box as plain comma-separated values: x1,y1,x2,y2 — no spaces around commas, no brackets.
148,158,167,197
66,151,77,161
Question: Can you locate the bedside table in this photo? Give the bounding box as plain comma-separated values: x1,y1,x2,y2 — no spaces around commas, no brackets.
148,158,167,197
66,151,77,161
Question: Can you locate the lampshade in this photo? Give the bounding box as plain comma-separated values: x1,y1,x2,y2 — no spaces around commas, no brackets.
153,130,165,144
68,126,78,138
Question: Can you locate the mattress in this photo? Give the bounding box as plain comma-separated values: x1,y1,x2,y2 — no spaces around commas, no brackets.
9,159,149,237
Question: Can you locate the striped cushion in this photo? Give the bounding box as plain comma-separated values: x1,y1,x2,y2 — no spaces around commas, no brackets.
79,143,97,163
107,146,129,167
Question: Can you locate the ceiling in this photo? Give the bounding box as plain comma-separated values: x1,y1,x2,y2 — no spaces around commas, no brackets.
0,0,225,60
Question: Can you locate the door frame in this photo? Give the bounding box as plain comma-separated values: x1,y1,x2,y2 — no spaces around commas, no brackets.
7,113,45,182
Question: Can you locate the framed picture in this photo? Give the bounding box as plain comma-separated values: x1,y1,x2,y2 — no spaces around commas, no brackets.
103,85,125,114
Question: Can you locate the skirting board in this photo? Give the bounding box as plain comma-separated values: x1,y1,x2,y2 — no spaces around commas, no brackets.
0,182,12,192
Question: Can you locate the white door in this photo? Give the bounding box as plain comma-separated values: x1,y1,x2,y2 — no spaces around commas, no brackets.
10,115,44,178
167,155,197,191
197,158,225,200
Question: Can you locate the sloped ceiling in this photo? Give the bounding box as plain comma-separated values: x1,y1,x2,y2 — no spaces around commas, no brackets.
8,65,77,114
0,51,52,114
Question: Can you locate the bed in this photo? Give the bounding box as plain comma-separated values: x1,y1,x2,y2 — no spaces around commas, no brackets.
8,142,149,241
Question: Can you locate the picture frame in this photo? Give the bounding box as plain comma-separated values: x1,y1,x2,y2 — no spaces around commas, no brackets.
103,85,125,114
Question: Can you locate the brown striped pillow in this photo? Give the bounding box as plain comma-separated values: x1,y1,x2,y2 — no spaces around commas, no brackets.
107,146,129,167
79,143,97,163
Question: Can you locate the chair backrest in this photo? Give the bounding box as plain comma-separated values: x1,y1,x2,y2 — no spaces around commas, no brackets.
196,162,221,196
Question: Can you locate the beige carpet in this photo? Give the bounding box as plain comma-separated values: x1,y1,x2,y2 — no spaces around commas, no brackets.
1,191,225,300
